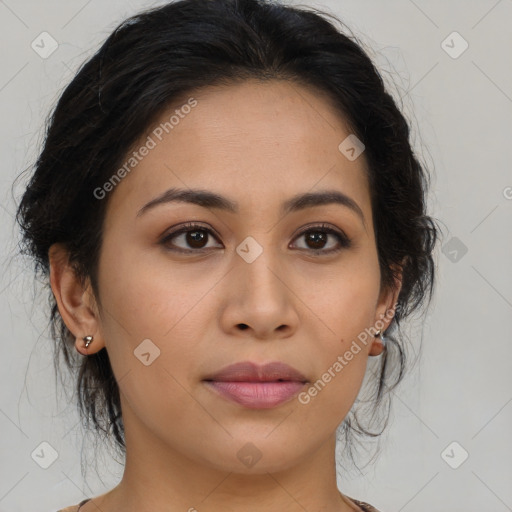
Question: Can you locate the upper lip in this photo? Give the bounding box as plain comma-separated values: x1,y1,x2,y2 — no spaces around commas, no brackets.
204,361,308,383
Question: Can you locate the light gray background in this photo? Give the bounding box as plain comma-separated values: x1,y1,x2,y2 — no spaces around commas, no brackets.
1,1,511,511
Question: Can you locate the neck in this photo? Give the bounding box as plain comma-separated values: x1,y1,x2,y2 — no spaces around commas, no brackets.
96,395,357,512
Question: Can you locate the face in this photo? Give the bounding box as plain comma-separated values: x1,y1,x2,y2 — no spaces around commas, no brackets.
61,79,400,475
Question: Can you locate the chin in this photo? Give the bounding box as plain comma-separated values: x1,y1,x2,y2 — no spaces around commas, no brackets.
194,437,310,475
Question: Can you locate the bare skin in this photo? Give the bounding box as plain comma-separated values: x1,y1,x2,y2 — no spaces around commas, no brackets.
50,79,402,512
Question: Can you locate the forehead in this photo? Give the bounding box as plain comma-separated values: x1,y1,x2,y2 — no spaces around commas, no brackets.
104,79,372,224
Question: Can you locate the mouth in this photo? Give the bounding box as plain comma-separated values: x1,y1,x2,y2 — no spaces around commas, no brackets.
202,361,308,409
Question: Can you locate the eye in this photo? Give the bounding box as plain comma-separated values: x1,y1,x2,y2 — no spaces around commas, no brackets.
159,222,351,254
291,223,352,254
160,222,222,253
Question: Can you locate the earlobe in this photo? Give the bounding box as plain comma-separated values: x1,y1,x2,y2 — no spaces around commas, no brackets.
369,263,404,357
48,243,104,354
368,330,385,357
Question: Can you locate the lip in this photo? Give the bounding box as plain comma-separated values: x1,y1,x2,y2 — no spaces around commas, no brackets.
203,361,308,409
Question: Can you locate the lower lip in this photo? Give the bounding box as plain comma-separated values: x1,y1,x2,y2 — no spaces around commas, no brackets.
204,381,307,409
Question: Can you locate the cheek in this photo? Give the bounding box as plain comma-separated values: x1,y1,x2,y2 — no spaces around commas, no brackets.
293,359,367,440
95,251,204,426
295,334,369,435
301,255,381,339
97,232,214,341
95,236,216,400
294,265,379,427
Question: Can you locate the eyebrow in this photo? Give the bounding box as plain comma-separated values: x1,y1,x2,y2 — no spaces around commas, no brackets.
136,187,366,225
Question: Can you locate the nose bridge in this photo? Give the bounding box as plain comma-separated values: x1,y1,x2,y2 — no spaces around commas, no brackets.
231,231,294,315
236,233,284,296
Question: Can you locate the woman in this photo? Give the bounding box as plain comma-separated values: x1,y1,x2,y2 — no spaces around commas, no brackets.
16,0,439,510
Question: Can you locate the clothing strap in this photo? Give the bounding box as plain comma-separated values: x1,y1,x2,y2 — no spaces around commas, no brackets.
76,498,91,511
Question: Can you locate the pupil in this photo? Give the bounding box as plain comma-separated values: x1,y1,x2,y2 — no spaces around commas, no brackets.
308,232,326,249
187,230,206,248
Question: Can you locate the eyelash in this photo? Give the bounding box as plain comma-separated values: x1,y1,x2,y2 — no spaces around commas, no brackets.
159,222,352,255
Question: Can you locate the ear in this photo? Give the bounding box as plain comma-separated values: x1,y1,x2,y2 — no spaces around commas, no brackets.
368,262,404,357
48,243,105,355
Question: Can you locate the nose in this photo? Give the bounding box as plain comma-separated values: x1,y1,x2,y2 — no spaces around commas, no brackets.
218,246,299,340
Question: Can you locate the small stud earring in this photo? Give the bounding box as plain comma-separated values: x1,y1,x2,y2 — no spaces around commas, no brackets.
83,335,93,348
